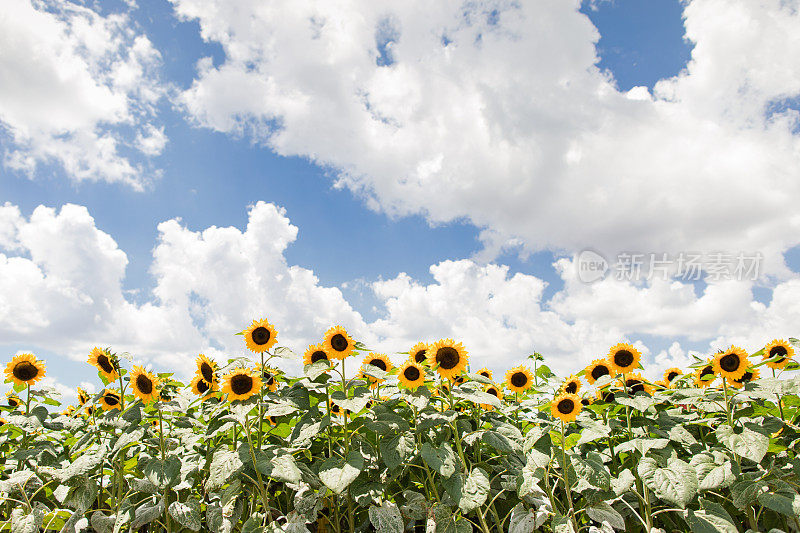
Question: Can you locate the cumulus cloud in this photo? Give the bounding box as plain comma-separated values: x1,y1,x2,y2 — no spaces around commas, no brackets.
0,0,165,188
173,0,800,276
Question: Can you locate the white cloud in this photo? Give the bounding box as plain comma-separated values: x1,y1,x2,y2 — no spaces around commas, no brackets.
0,0,165,188
173,0,800,276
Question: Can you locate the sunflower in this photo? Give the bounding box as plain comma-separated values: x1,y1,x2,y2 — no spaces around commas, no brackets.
581,396,594,407
6,393,21,409
596,388,615,403
88,347,119,382
262,367,280,392
266,415,278,426
584,359,616,384
427,339,468,380
398,361,425,390
728,367,760,389
481,383,504,410
763,339,794,370
221,368,262,402
607,343,641,374
0,417,6,426
622,373,653,395
323,326,356,360
5,353,46,386
712,346,748,380
195,354,218,387
663,368,683,387
362,353,392,375
129,366,160,403
561,375,581,395
505,366,533,393
77,388,89,406
60,406,75,417
694,360,716,388
99,389,122,411
328,399,349,418
409,342,429,365
551,393,582,423
243,318,279,353
190,375,213,398
303,344,331,366
476,367,493,381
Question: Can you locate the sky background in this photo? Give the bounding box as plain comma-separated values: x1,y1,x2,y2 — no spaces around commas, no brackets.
2,0,799,404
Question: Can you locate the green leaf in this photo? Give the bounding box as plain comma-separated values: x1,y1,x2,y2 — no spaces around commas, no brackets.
509,503,542,533
637,457,698,508
458,467,490,513
612,469,636,496
684,499,738,533
208,448,243,491
319,450,363,494
143,456,181,490
716,424,768,463
399,490,427,521
576,419,611,446
571,452,611,492
585,501,625,530
268,454,302,484
421,442,457,478
131,498,164,530
368,501,404,533
730,479,767,509
330,389,372,413
690,452,735,491
379,432,415,470
482,431,514,453
757,489,800,518
168,499,201,532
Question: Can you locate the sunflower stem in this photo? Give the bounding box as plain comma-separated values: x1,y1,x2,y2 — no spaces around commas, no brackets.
244,414,272,523
560,420,578,531
772,368,785,421
25,384,30,416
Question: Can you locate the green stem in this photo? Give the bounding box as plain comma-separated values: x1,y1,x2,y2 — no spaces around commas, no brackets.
772,368,785,421
560,420,578,532
243,414,272,522
158,408,170,533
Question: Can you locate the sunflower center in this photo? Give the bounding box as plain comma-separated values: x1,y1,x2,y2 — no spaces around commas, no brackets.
201,362,214,383
626,379,645,394
404,366,421,381
9,398,19,407
12,361,39,381
252,327,271,345
614,350,634,368
511,372,528,388
739,371,753,382
197,379,209,393
369,359,387,371
311,350,328,363
331,334,349,352
104,393,120,406
601,391,615,402
97,354,114,374
720,353,740,372
231,374,254,395
414,350,427,364
581,398,591,406
557,399,575,414
591,365,609,380
436,347,460,369
479,371,491,378
487,387,498,397
667,371,679,382
263,371,274,385
770,345,788,361
136,374,153,395
565,382,578,394
331,403,341,413
700,366,714,379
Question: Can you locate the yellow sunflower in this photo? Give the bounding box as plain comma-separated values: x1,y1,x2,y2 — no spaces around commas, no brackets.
60,406,75,417
262,367,280,392
607,343,641,374
362,353,393,381
427,339,468,380
728,367,760,389
0,417,7,426
481,383,504,410
409,342,430,365
561,375,581,395
77,388,89,406
580,396,594,407
663,368,683,387
190,375,214,398
398,361,425,390
505,366,534,394
551,393,582,423
99,389,122,411
195,354,218,387
596,388,615,403
328,399,349,418
221,368,262,402
712,346,748,381
6,393,21,409
585,358,616,384
243,318,279,353
622,373,654,395
763,339,794,370
303,343,331,366
475,367,493,381
88,347,118,382
129,366,160,404
694,360,716,388
323,326,356,360
5,353,46,387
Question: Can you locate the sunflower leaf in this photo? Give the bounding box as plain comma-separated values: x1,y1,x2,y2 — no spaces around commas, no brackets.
319,451,363,494
637,457,698,508
142,455,181,490
168,498,201,532
716,424,768,463
421,443,457,478
690,452,735,491
585,501,625,530
380,432,416,470
684,498,738,533
207,448,243,491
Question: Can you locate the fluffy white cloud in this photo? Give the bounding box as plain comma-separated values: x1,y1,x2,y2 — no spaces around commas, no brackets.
173,0,800,276
0,0,165,188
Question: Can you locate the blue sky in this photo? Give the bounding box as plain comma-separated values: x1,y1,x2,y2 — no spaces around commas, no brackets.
2,0,799,400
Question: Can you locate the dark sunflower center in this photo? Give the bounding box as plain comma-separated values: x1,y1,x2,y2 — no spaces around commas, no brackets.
601,391,615,402
581,398,591,406
263,371,274,385
565,381,578,394
487,387,498,397
197,379,209,393
667,371,679,382
479,371,491,378
8,398,19,407
700,366,714,379
614,350,634,368
231,374,254,395
136,374,153,395
414,350,427,364
738,370,753,382
331,403,341,413
252,327,271,345
369,359,387,371
720,353,740,372
436,347,460,370
626,379,645,394
97,354,114,374
331,334,348,352
511,372,528,388
591,365,609,380
201,362,214,383
311,350,328,363
404,366,421,381
557,399,575,414
104,393,119,406
13,361,39,381
770,345,788,361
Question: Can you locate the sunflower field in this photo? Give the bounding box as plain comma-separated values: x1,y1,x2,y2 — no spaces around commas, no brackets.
2,320,800,533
